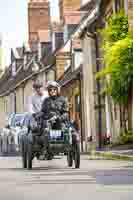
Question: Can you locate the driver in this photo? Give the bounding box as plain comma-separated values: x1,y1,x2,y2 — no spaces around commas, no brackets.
40,81,69,129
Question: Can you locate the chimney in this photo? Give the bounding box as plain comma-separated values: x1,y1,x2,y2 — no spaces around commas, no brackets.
28,0,51,51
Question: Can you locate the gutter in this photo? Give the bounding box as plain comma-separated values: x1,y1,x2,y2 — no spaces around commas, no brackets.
72,0,102,39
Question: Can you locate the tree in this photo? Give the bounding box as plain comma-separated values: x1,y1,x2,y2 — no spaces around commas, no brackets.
96,10,133,131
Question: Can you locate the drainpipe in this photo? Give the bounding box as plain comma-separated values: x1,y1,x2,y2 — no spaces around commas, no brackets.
14,91,16,114
79,72,84,152
95,33,102,149
90,0,102,149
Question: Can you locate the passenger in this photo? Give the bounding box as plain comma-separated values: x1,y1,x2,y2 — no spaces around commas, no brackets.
28,80,48,114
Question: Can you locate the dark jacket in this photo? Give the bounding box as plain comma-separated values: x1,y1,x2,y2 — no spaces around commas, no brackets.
41,96,69,129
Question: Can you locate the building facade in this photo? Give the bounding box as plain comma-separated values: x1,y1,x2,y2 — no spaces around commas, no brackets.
28,0,51,51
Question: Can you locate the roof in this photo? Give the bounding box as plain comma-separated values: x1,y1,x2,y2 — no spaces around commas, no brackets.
59,66,82,87
12,47,24,59
23,42,31,53
0,58,36,96
56,40,71,55
79,0,97,11
16,47,24,58
0,52,54,97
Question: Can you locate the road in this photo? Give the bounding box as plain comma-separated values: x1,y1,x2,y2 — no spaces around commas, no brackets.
0,156,133,200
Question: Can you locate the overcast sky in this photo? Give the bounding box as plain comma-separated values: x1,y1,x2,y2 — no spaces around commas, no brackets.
0,0,59,66
0,0,88,67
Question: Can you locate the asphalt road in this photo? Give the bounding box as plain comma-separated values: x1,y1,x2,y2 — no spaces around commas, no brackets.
0,156,133,200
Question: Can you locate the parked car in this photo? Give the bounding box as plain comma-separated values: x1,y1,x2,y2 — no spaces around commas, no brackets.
1,113,27,153
10,113,29,151
17,113,31,150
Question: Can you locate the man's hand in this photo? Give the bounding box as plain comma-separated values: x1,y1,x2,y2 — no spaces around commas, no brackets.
49,115,61,125
49,116,57,123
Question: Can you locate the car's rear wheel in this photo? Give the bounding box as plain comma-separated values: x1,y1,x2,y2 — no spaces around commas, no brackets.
73,143,80,169
67,151,73,167
27,142,33,170
21,137,27,169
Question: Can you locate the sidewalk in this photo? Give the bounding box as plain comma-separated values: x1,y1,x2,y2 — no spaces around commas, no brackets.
89,145,133,161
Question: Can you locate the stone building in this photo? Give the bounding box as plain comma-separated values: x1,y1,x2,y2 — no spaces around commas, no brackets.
72,0,133,150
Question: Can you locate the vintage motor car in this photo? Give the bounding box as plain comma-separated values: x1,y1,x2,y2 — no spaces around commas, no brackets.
21,114,80,170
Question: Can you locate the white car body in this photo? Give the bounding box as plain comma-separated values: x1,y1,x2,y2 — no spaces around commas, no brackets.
1,113,29,152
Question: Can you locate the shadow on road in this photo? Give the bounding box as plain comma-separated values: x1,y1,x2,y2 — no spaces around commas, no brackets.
1,156,133,186
92,168,133,185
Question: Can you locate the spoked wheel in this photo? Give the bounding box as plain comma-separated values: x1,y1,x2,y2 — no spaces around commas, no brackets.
27,142,33,170
21,136,27,169
73,143,80,169
67,151,73,167
46,153,54,160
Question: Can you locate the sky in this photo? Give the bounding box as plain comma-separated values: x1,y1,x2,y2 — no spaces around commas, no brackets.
0,0,88,67
0,0,59,67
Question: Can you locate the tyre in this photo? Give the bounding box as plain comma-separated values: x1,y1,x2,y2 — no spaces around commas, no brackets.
67,151,73,167
27,142,33,170
21,136,27,169
46,153,53,160
73,143,80,168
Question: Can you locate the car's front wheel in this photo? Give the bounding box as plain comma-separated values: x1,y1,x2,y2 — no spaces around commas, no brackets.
73,143,80,169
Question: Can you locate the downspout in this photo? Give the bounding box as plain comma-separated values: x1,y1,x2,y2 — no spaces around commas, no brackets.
14,91,16,114
94,0,102,149
79,70,83,152
95,35,102,149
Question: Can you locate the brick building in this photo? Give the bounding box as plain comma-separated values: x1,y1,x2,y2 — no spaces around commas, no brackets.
28,0,51,51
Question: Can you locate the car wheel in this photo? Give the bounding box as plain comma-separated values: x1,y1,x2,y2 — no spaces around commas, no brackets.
67,151,73,167
21,136,27,169
73,143,80,169
27,142,33,170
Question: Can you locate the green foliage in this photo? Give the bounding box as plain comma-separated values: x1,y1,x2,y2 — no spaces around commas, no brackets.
118,129,133,145
101,10,128,47
97,37,133,105
96,11,132,106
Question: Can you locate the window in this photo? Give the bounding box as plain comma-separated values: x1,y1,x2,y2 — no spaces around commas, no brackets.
75,95,80,113
54,32,64,50
64,24,78,42
74,50,83,70
41,42,52,58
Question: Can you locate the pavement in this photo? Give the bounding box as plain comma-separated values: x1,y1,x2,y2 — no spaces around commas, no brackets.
0,155,133,199
94,148,133,161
